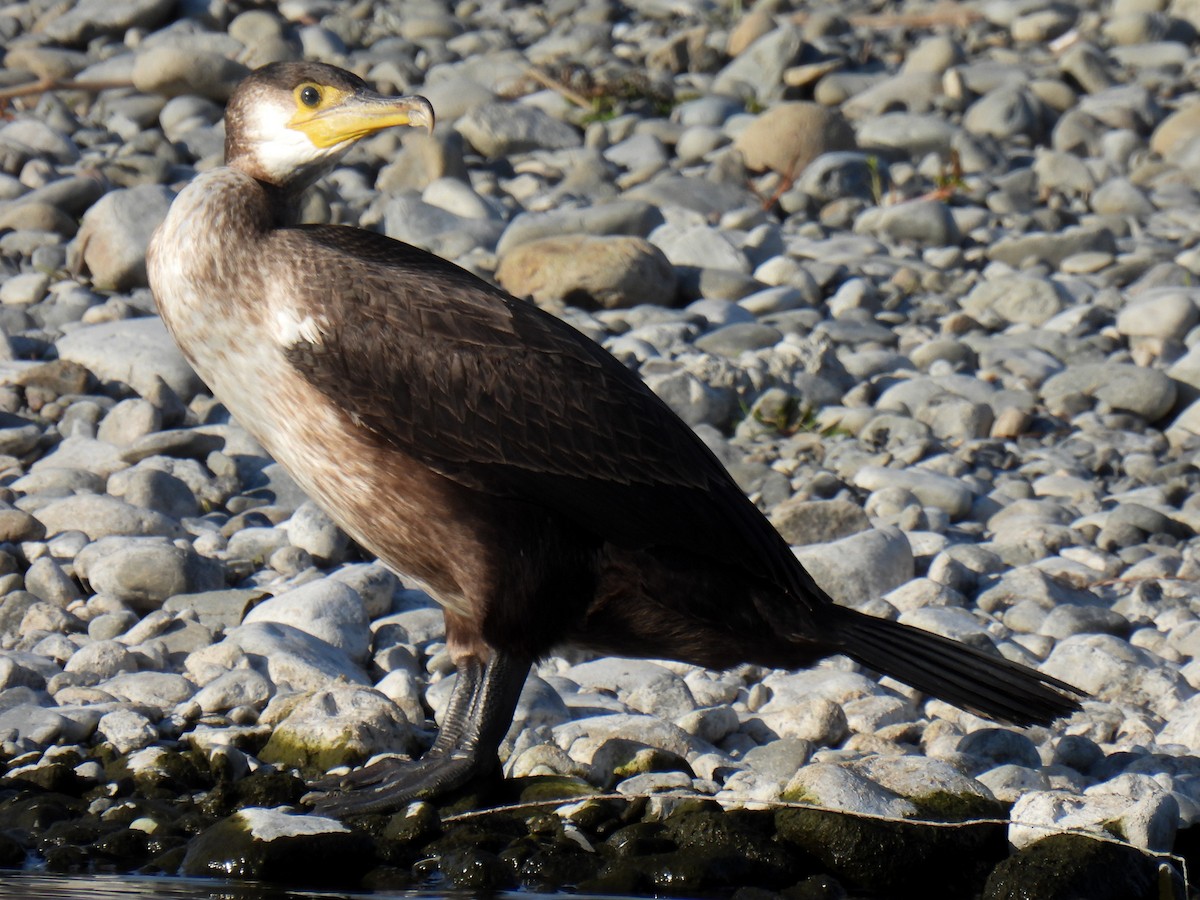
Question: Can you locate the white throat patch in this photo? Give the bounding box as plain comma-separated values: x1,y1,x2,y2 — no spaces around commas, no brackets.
239,101,344,183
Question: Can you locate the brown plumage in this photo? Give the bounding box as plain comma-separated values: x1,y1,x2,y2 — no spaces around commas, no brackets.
148,62,1084,816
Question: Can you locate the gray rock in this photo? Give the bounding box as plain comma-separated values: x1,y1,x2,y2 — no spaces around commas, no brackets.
225,527,288,565
329,563,399,620
987,226,1117,270
1040,604,1130,639
854,466,974,519
56,317,203,400
769,498,871,546
122,429,225,465
795,152,882,206
97,399,163,447
378,193,505,258
977,764,1050,802
961,275,1065,327
1009,776,1179,852
694,323,781,357
243,579,370,663
902,35,965,74
856,755,993,805
1116,289,1199,340
565,658,696,720
1091,177,1155,216
675,705,740,744
113,467,201,521
282,502,348,564
1041,363,1176,421
374,605,445,647
495,201,663,256
957,728,1041,771
96,707,157,754
100,671,194,714
70,186,174,291
758,695,849,746
841,72,942,118
76,537,224,609
712,25,804,101
1043,634,1190,713
0,702,101,745
163,589,261,633
374,668,426,726
554,713,701,765
63,640,137,679
185,622,371,693
856,113,959,156
33,495,183,541
0,119,80,167
0,272,50,307
39,0,175,44
643,369,736,428
132,47,250,101
914,393,994,442
650,222,750,272
794,526,914,605
456,102,581,157
259,683,415,770
783,762,917,817
24,558,81,607
626,176,759,218
855,199,960,247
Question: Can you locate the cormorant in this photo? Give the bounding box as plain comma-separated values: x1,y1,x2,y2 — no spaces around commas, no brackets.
147,61,1083,816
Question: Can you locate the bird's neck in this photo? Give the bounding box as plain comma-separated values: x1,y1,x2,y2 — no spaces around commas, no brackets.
259,180,307,227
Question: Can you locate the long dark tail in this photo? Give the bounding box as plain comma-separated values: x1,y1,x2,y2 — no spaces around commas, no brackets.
827,606,1084,726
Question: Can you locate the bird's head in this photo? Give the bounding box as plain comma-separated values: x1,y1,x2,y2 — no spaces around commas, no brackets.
223,61,434,194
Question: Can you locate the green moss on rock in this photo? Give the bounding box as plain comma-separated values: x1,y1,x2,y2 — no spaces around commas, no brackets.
908,789,1010,822
775,805,1006,898
258,726,370,775
982,833,1160,900
516,774,598,804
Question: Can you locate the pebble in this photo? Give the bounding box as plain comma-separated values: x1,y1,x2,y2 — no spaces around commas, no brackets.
242,579,370,663
186,622,371,693
455,101,582,158
258,683,415,771
732,102,856,178
496,234,677,309
0,1,1193,894
55,317,203,400
783,762,917,818
131,47,250,102
70,186,175,291
1009,776,1179,852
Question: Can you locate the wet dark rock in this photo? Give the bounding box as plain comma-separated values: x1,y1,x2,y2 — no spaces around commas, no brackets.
776,806,1007,898
180,806,374,885
982,833,1160,900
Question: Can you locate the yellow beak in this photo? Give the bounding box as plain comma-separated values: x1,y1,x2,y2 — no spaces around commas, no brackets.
290,91,435,149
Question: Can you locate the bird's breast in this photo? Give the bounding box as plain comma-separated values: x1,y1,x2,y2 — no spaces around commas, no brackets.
148,171,482,617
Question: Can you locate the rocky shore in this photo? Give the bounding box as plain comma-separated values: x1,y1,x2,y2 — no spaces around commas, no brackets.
1,0,1199,896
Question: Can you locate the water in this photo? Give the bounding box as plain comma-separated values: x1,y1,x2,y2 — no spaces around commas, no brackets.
0,873,378,900
0,873,622,900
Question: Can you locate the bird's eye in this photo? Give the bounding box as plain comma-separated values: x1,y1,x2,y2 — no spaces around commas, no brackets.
299,85,321,107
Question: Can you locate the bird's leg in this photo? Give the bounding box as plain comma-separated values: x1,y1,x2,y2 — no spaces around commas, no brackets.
304,650,531,816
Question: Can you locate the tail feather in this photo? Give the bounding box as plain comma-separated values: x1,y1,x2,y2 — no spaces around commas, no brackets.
828,607,1084,726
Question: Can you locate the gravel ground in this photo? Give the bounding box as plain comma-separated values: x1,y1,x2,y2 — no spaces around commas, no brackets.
0,0,1199,897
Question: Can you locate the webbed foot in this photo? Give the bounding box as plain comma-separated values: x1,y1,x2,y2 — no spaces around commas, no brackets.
302,650,530,817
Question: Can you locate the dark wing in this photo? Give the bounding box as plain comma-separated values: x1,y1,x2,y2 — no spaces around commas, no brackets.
274,224,827,609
